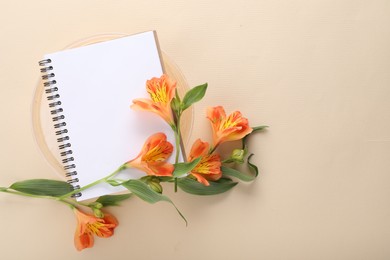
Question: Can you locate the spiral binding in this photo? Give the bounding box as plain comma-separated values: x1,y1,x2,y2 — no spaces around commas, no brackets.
39,59,81,198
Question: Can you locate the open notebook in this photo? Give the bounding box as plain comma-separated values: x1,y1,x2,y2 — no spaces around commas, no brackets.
38,31,180,201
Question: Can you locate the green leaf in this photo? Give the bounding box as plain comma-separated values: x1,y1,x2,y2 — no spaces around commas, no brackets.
247,154,259,178
158,176,174,182
96,193,132,207
121,179,187,225
252,125,269,132
221,166,256,182
177,177,237,195
221,154,259,181
173,157,201,177
181,83,208,111
10,179,73,197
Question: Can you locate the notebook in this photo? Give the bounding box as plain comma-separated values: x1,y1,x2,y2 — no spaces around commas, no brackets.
38,31,180,201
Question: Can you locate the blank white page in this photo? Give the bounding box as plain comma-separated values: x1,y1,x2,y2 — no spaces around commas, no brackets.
43,31,179,201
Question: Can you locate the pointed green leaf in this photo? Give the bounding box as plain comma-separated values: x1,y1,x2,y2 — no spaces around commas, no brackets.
177,177,237,195
182,83,208,111
252,125,269,132
247,154,259,178
215,177,234,183
221,154,259,181
96,193,132,207
121,179,187,225
173,157,201,177
10,179,73,197
121,179,167,204
221,166,256,182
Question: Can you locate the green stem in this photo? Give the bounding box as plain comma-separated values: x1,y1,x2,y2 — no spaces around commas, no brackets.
0,187,55,200
171,114,182,193
174,123,181,164
59,164,126,199
0,164,127,208
174,116,183,192
174,178,178,192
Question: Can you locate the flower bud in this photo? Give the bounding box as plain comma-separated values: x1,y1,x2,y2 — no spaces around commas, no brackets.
231,149,245,164
148,181,163,194
93,208,104,218
89,202,103,209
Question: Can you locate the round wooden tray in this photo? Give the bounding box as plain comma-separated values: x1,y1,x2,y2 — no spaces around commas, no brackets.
31,33,193,178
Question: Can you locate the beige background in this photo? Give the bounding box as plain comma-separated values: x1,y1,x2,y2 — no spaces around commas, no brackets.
1,0,390,259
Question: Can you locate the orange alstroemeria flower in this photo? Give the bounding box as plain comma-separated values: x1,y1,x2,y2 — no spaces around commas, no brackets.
207,106,253,148
73,208,118,251
188,139,222,186
125,132,174,176
131,74,177,126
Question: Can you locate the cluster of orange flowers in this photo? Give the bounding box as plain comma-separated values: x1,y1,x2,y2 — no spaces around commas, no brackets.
72,74,255,250
130,74,253,184
73,74,255,250
0,73,262,251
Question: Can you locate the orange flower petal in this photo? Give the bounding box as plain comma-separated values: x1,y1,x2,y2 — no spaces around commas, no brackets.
187,139,209,161
125,133,174,176
191,173,210,186
187,139,222,185
75,231,94,251
131,74,176,126
207,106,253,147
146,74,176,104
143,139,173,162
131,98,174,125
206,106,225,132
103,213,119,227
73,209,118,251
191,154,222,175
147,161,175,176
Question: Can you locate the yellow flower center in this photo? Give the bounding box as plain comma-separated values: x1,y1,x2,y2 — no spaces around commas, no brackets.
221,115,238,130
143,145,166,162
194,158,214,175
148,83,168,104
86,221,107,237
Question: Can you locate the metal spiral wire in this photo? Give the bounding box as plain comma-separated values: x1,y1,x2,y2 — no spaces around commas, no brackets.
39,59,81,197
